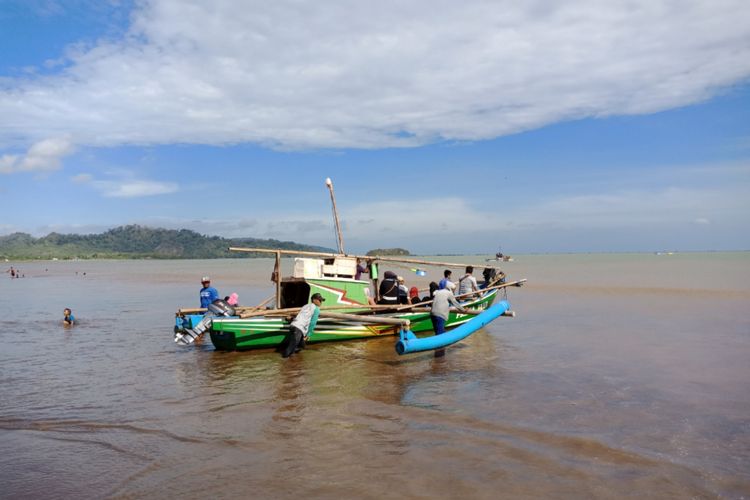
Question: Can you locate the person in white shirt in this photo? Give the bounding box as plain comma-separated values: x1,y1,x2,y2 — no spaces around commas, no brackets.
281,293,325,358
430,288,468,335
457,266,479,296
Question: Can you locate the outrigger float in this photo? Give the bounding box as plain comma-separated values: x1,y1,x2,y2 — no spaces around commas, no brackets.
174,179,525,355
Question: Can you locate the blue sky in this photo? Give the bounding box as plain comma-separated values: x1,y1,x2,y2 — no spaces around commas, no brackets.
1,0,749,254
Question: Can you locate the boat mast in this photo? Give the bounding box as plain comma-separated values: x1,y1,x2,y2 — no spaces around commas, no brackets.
326,177,346,255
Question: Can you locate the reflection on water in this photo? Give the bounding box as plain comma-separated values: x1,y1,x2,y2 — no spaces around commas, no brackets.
1,254,749,498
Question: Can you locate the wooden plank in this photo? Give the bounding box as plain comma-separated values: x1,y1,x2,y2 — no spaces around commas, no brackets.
275,251,281,309
319,310,409,326
228,246,506,272
181,280,525,317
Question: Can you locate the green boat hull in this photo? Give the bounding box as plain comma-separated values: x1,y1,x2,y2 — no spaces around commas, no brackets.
209,289,498,351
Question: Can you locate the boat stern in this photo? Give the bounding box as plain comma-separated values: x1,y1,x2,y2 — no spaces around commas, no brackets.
209,330,237,351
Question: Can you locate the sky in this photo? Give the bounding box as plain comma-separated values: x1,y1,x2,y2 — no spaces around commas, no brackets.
1,0,749,254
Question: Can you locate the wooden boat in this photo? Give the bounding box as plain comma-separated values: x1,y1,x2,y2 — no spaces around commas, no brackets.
486,249,513,262
174,179,524,352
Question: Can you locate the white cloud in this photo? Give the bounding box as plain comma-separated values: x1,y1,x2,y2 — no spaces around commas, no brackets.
94,179,179,198
0,137,74,174
75,171,179,198
11,168,745,251
96,170,748,252
505,186,750,231
0,154,19,174
105,181,178,198
1,0,749,151
71,173,93,183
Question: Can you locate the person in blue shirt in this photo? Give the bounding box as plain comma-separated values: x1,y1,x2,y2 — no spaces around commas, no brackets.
63,308,75,326
438,269,455,292
199,276,220,308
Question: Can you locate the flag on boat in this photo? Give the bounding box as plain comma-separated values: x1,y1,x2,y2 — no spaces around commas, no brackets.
411,268,427,276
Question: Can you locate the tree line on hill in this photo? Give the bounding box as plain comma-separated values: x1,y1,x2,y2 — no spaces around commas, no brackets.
365,248,410,256
0,225,334,260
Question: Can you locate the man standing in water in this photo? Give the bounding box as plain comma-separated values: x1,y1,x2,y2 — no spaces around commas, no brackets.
282,293,325,358
199,276,219,308
430,287,468,357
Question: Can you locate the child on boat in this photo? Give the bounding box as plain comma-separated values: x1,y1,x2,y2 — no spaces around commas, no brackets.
224,293,239,306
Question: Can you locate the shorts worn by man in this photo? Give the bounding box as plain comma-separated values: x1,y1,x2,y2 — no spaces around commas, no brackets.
282,293,325,358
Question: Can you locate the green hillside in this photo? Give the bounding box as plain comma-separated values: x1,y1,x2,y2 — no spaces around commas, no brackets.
366,247,411,256
0,225,334,260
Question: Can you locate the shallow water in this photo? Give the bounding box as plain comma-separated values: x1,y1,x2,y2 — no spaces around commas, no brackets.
1,253,749,498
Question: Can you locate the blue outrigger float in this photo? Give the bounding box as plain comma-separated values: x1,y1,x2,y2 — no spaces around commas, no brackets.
396,300,512,355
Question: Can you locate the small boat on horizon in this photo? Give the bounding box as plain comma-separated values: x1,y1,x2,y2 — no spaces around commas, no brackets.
486,247,513,262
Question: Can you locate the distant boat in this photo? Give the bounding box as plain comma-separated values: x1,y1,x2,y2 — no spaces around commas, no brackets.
486,247,513,262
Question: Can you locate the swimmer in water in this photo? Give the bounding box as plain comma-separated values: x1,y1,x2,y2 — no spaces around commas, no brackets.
63,308,75,326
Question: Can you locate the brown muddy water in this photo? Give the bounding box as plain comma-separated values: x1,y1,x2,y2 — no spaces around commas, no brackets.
1,253,749,499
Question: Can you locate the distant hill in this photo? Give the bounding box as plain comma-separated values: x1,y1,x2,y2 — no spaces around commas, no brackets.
0,225,335,260
366,247,410,256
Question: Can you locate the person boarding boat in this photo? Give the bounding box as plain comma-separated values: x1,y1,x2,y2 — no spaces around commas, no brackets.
281,293,325,358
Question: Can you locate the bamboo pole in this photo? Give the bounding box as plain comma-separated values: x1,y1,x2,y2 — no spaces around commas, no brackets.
397,279,527,310
319,310,409,327
255,294,276,309
326,178,346,254
177,293,277,316
232,279,525,318
275,251,281,309
237,302,402,318
232,295,276,316
183,279,525,317
228,246,505,272
177,307,206,315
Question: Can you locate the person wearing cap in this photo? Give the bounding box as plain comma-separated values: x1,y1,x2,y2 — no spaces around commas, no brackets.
281,292,325,358
199,276,220,309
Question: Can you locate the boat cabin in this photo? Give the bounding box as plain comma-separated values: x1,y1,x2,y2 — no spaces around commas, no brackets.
280,256,370,309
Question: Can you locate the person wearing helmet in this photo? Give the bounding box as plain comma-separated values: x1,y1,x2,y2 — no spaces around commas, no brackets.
199,276,220,309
